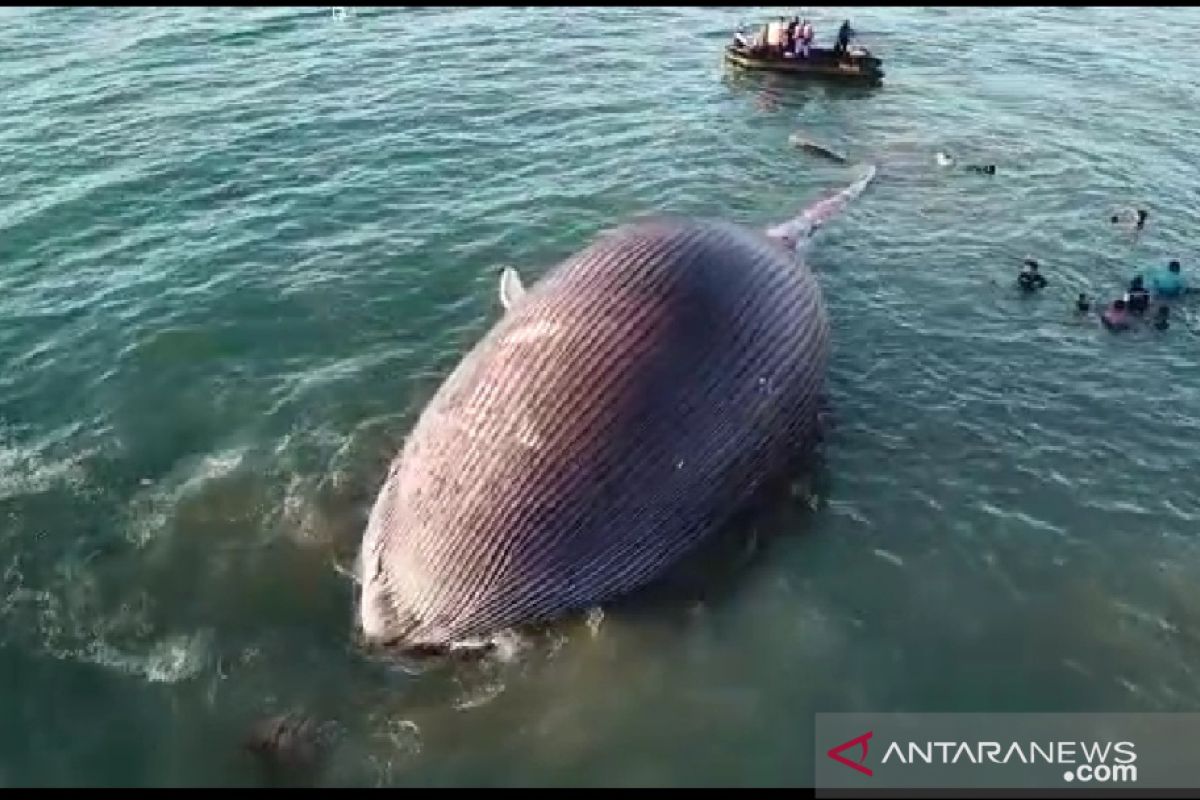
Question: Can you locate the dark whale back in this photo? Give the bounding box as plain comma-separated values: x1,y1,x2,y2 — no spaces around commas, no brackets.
358,216,830,648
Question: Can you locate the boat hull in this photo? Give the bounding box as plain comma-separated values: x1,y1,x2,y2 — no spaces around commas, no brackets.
724,45,884,85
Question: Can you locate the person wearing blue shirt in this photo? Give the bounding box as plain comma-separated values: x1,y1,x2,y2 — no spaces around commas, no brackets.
1151,260,1187,298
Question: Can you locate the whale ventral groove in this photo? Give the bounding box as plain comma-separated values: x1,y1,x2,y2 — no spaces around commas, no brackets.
357,214,832,650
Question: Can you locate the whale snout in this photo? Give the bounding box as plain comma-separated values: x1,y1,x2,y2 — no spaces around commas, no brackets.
356,574,464,661
357,581,393,643
351,542,395,642
355,559,406,648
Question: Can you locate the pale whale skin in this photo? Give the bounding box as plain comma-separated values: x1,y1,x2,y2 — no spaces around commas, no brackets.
357,216,831,650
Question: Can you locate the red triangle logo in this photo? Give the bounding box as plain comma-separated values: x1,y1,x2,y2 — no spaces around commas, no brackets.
827,731,874,776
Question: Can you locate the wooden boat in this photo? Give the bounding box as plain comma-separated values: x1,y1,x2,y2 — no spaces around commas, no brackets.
723,41,884,86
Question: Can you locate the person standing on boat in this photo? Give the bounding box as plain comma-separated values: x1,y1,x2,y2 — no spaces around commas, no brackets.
750,22,768,53
765,17,786,56
798,18,814,58
785,16,799,54
835,19,855,56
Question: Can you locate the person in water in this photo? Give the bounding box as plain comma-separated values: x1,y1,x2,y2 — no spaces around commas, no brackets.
934,152,995,174
1110,207,1148,232
1101,298,1131,331
1124,275,1151,315
1076,293,1091,314
1151,259,1189,298
1018,260,1047,292
1153,306,1171,331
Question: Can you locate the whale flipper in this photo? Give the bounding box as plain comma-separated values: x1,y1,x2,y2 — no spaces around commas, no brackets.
499,267,527,310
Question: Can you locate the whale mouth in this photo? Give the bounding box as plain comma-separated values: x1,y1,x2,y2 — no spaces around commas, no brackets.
352,590,498,664
357,633,498,673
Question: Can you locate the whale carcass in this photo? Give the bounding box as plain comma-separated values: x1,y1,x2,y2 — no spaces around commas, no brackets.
356,166,876,651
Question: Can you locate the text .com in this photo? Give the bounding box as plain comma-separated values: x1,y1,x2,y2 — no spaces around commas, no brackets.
1068,762,1138,784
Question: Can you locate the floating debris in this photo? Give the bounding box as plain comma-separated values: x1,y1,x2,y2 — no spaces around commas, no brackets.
872,548,905,568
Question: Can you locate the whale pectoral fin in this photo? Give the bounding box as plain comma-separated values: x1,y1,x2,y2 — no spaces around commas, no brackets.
498,267,527,311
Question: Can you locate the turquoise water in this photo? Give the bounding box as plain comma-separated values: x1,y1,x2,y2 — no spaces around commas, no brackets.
2,5,1200,788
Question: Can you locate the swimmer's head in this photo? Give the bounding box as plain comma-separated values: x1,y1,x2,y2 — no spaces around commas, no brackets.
1023,259,1039,272
1113,299,1127,311
1169,260,1181,273
1157,305,1170,319
1110,214,1120,224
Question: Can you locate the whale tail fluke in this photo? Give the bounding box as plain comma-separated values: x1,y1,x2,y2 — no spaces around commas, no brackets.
765,162,877,253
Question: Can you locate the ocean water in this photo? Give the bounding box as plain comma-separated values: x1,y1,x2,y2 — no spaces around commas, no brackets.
2,5,1199,788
